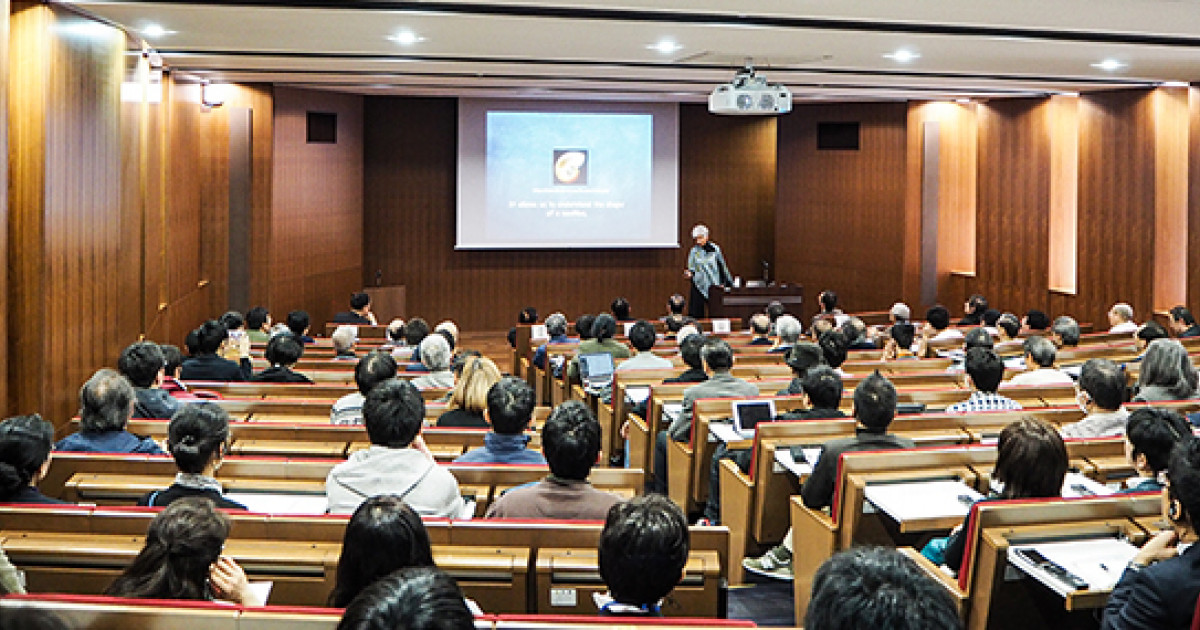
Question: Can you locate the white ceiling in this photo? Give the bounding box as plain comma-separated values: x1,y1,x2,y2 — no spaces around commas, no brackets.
58,0,1200,102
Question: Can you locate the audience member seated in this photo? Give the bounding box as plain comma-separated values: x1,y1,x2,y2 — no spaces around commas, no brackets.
0,415,65,505
776,342,824,395
567,314,630,381
744,372,911,580
410,335,455,390
882,322,917,360
652,338,758,494
140,404,246,510
436,357,501,428
1120,408,1190,494
245,306,271,343
337,566,474,630
219,311,247,342
1134,321,1169,359
107,498,263,605
331,325,359,361
333,351,398,426
180,320,252,382
159,344,193,399
814,290,847,327
938,417,1067,571
618,320,673,371
595,495,689,617
771,315,802,354
1050,315,1081,348
118,341,181,419
748,313,773,345
958,294,988,326
486,401,619,519
1101,434,1200,629
961,327,995,352
663,313,689,337
404,317,431,363
327,380,464,517
995,312,1021,342
1061,358,1129,438
507,307,539,349
982,308,1002,335
435,320,460,352
1023,309,1051,334
287,310,315,344
842,317,876,351
380,318,407,354
664,333,709,384
333,292,378,326
766,300,787,335
1007,336,1073,386
250,334,312,383
532,312,571,370
924,305,963,342
611,297,633,322
56,369,163,454
329,495,436,607
806,546,963,630
1132,339,1199,402
455,378,544,464
946,348,1021,413
890,302,911,323
818,329,850,375
1170,305,1200,338
1108,302,1139,335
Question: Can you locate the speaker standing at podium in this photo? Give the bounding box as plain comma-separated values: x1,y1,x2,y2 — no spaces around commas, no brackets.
683,224,733,319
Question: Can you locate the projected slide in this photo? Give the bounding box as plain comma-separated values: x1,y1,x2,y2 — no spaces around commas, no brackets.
457,100,679,249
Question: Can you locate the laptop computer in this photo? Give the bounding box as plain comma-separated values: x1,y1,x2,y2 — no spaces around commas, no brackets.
731,399,776,438
579,352,616,389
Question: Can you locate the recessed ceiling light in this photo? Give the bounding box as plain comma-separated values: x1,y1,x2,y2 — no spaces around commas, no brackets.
646,40,683,54
141,24,175,38
1091,59,1127,72
883,49,920,63
388,31,426,45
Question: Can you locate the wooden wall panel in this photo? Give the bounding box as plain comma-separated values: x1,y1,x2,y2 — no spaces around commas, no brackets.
270,87,362,328
0,0,11,414
362,99,776,330
1189,87,1200,309
775,102,908,321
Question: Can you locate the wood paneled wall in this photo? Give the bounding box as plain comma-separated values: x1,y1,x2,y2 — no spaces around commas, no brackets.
362,99,776,330
775,103,909,321
0,0,9,413
270,87,361,327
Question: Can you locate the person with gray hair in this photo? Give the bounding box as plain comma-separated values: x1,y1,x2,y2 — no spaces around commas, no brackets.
1007,336,1073,386
1108,302,1138,334
1050,316,1081,348
748,313,773,346
55,369,164,454
1061,358,1129,438
771,315,802,354
410,334,455,390
1133,339,1199,402
683,223,732,319
995,312,1021,342
842,316,877,350
532,312,572,369
331,325,358,360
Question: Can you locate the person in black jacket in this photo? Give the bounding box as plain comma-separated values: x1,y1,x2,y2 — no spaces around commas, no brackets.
139,404,247,510
118,341,181,419
180,320,252,382
251,334,312,383
0,415,66,505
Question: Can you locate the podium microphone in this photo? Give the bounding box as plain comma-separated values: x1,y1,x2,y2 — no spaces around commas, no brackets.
375,269,383,286
761,259,770,282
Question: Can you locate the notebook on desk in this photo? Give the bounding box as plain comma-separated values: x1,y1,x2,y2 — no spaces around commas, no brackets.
1008,537,1139,596
710,400,776,443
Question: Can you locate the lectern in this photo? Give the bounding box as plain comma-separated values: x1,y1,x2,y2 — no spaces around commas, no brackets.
709,284,803,323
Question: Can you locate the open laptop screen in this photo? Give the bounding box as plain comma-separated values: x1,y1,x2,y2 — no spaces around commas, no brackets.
579,353,615,385
732,399,776,434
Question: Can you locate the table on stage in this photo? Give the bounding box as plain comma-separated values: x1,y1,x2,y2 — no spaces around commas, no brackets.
709,284,803,322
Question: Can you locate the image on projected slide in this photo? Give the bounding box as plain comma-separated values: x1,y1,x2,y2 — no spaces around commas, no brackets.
485,111,652,243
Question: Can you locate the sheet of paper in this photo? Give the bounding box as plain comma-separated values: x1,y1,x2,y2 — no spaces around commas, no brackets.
662,403,683,424
247,581,274,605
225,493,329,515
625,386,651,405
1008,537,1138,595
1062,472,1114,497
773,448,816,477
709,422,750,444
864,479,982,523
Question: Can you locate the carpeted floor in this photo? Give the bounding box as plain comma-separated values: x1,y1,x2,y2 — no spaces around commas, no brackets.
725,573,795,627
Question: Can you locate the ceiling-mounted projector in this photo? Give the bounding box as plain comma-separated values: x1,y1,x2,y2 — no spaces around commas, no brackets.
708,66,792,115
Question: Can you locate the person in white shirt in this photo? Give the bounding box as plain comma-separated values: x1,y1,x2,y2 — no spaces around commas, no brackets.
925,305,964,342
331,351,398,425
1060,358,1129,438
1108,302,1139,334
1006,336,1074,387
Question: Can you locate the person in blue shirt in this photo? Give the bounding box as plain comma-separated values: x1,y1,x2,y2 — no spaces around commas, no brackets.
454,377,546,465
56,369,164,454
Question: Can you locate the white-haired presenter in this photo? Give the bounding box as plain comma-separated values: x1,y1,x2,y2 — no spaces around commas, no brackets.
683,224,733,319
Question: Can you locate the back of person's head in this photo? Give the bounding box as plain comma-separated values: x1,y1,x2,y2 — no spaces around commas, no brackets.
168,404,230,474
996,313,1020,338
0,415,53,500
336,566,473,630
265,333,304,367
486,377,535,435
667,293,686,315
330,496,435,608
184,329,202,356
964,347,1005,393
802,366,844,410
591,313,618,341
1167,436,1200,527
350,292,371,310
890,302,911,322
1127,408,1190,476
853,372,897,431
1051,316,1081,346
926,305,951,331
818,330,849,369
219,311,245,332
982,308,1002,327
611,297,631,321
676,323,700,343
775,315,802,344
1110,302,1134,323
286,310,311,336
195,320,228,354
106,497,229,601
598,495,689,608
806,546,963,630
386,318,406,343
966,294,989,315
1138,338,1198,399
79,368,135,432
1078,358,1126,411
418,334,452,372
161,344,185,377
750,313,770,335
1025,309,1050,330
518,307,538,325
890,322,915,349
436,329,456,352
786,342,825,377
545,312,568,337
434,321,459,346
246,306,270,331
1172,306,1196,327
404,317,430,346
1137,321,1169,344
542,401,600,481
963,327,994,350
118,341,166,389
364,380,424,449
766,300,786,322
819,291,839,312
1022,335,1057,368
664,314,687,333
994,417,1067,499
701,337,734,371
355,351,398,396
678,333,707,371
449,356,502,414
575,314,597,341
628,320,657,352
332,326,357,354
451,350,482,377
840,317,866,344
